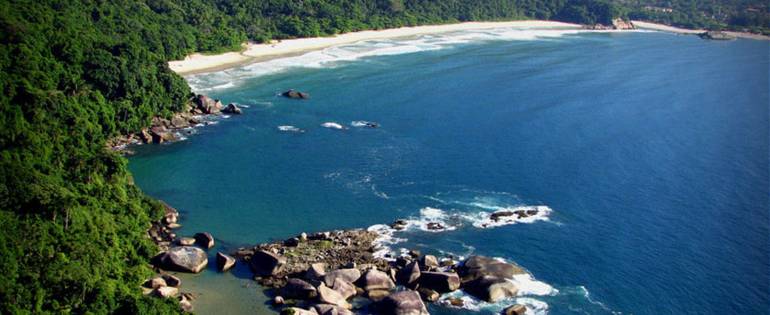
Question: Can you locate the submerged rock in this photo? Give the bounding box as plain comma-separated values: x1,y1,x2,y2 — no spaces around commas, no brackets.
282,89,310,99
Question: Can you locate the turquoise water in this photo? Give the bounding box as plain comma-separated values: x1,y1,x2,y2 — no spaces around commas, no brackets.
129,29,769,314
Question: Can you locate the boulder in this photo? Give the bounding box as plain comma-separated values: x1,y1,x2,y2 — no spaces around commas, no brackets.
463,275,518,303
699,31,736,40
194,232,214,249
150,126,176,143
377,290,429,315
161,246,208,273
146,277,166,289
420,255,439,271
366,289,390,301
396,261,420,288
359,269,395,292
250,250,286,276
313,304,354,315
216,252,235,272
161,274,181,287
273,296,285,305
177,237,196,246
153,286,179,298
503,304,527,315
324,268,361,287
305,263,327,281
332,278,357,300
282,89,310,99
317,283,352,309
426,222,444,230
611,18,634,30
193,94,223,114
223,103,242,114
458,256,524,282
417,288,439,302
418,271,460,293
179,298,194,312
281,307,319,315
171,114,190,128
281,278,318,300
139,128,152,143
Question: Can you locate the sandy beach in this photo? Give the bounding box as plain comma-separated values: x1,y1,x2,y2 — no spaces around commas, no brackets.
168,20,580,75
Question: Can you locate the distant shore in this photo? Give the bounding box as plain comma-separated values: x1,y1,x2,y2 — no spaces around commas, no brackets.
168,20,581,75
631,20,770,40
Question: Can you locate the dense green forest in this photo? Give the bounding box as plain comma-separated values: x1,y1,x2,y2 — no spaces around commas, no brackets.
617,0,770,34
0,0,766,313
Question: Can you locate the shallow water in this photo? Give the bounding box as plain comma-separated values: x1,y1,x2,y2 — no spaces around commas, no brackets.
130,28,769,314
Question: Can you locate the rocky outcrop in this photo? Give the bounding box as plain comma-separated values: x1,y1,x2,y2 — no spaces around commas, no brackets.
282,89,310,99
216,252,236,272
359,269,395,292
281,278,318,300
612,18,634,30
317,283,352,309
160,246,209,273
161,274,181,287
324,268,362,287
503,304,527,315
223,103,242,114
396,261,420,287
194,232,215,249
193,94,223,114
377,291,429,315
250,250,287,276
458,255,525,282
699,31,736,40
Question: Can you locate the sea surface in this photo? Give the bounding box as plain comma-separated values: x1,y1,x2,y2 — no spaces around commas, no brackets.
129,28,769,315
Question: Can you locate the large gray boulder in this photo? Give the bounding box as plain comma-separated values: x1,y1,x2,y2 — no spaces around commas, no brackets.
324,268,361,287
250,250,286,276
420,255,439,271
359,269,395,292
332,278,357,300
418,271,460,293
396,261,420,288
305,263,327,281
317,283,352,309
161,246,208,273
377,291,429,315
281,278,318,300
458,256,524,282
463,275,518,303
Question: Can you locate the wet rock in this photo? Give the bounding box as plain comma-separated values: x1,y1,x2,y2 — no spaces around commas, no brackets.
420,255,439,271
282,89,310,99
146,277,166,289
193,94,223,114
390,219,408,230
324,268,361,287
699,31,736,40
273,296,285,305
317,283,352,309
359,269,395,292
177,237,196,246
426,222,444,230
366,289,390,301
503,304,527,315
194,232,215,249
377,290,429,315
250,250,287,276
418,271,460,293
153,286,179,298
396,261,420,288
417,288,439,302
161,246,208,273
216,252,236,272
281,278,318,299
407,250,421,258
463,275,518,303
223,103,242,114
161,274,181,287
458,256,524,282
448,297,464,307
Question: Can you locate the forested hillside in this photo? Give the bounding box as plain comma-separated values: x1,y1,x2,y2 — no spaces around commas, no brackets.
617,0,770,34
0,0,765,313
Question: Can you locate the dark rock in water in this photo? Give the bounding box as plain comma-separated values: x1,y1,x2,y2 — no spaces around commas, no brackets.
395,256,411,268
408,249,421,258
448,297,464,307
193,94,223,114
390,219,408,230
490,211,514,222
223,103,242,114
216,252,235,272
417,287,439,302
153,286,179,298
359,268,395,292
699,31,736,40
426,222,444,230
161,246,208,273
458,256,524,282
284,237,300,247
377,290,429,315
162,274,182,287
313,304,354,315
396,261,420,288
282,89,310,99
281,278,318,299
250,250,286,276
324,268,362,287
503,304,527,315
463,275,518,302
194,232,215,249
418,271,460,293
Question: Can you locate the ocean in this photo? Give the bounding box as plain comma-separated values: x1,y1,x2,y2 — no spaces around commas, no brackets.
128,28,769,314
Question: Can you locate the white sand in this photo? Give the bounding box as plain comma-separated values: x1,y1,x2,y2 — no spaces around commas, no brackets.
168,20,580,75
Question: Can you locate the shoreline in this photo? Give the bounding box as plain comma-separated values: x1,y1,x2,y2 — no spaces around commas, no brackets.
168,20,581,75
631,20,770,40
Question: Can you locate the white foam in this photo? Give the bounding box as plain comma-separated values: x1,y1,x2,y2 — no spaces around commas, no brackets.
399,207,458,233
321,122,345,129
510,273,558,296
464,205,553,228
367,224,406,260
350,120,379,128
277,125,305,133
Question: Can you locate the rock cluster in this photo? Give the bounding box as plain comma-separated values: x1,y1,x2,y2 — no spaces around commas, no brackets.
282,89,311,99
698,31,736,40
585,18,635,30
237,230,530,314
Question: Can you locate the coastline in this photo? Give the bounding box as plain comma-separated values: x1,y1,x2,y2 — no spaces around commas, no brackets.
168,20,581,75
632,20,770,40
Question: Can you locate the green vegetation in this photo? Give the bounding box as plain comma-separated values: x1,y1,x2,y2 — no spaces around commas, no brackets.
0,0,765,313
617,0,770,35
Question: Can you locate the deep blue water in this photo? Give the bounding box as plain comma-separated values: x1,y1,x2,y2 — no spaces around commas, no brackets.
129,30,769,314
